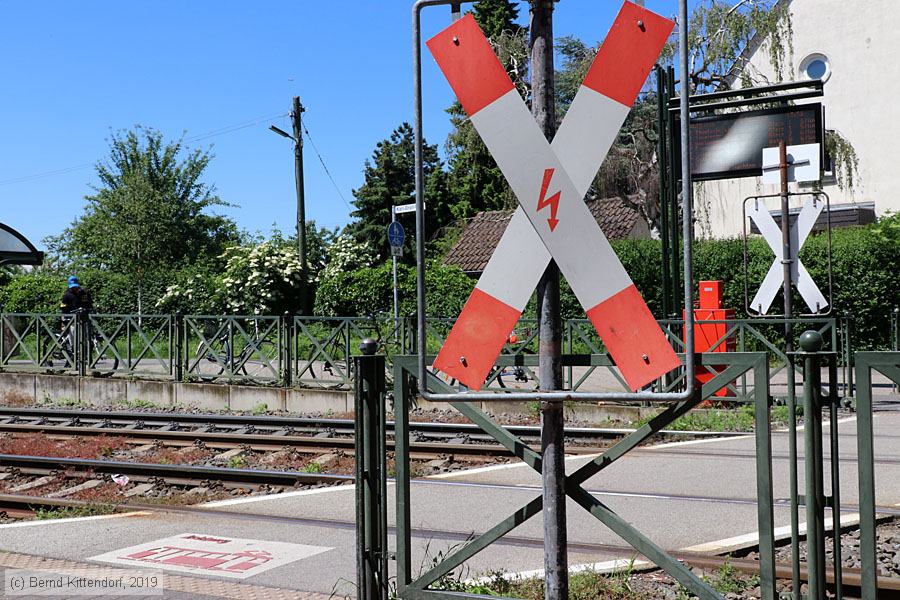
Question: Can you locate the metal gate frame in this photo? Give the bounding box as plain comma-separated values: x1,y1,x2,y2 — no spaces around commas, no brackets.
854,351,900,599
391,352,776,600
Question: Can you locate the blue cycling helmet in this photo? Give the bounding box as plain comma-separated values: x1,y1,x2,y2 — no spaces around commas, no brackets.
67,276,80,288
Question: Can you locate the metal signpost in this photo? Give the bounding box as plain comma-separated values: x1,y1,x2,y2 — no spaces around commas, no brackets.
400,2,771,599
388,215,406,322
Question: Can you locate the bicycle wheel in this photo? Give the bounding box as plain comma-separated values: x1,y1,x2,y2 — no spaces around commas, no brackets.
238,339,279,382
195,336,228,382
89,334,119,377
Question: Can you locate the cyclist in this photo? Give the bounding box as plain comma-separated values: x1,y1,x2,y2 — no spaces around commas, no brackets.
60,276,92,314
59,276,92,353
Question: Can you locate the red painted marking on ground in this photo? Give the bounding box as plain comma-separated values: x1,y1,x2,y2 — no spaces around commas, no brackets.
433,288,521,390
426,14,515,116
586,284,681,391
582,2,675,107
122,546,273,573
537,168,561,231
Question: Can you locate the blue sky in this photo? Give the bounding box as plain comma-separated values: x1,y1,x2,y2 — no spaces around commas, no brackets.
0,0,685,249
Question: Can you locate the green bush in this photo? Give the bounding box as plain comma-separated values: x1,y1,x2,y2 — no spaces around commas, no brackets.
314,261,474,318
0,273,66,313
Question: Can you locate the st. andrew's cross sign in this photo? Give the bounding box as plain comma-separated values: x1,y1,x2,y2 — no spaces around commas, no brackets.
428,3,678,392
0,223,43,266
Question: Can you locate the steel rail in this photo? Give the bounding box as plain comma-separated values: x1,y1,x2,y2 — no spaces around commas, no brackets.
0,407,753,440
0,454,352,487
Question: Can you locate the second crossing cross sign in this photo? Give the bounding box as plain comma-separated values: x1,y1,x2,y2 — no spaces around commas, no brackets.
426,2,679,392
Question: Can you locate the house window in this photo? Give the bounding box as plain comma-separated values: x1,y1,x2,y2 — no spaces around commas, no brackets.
800,53,831,82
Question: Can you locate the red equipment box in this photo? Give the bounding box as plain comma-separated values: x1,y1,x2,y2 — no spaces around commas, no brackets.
684,281,735,397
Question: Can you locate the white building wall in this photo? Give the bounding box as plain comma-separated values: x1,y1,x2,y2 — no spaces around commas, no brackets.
697,0,900,238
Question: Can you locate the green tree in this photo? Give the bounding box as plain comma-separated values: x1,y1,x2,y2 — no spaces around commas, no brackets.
47,127,239,313
347,123,451,261
444,0,525,221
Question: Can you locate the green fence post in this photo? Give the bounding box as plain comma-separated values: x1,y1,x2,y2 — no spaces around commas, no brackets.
76,310,87,377
174,312,184,382
282,312,292,388
355,338,387,600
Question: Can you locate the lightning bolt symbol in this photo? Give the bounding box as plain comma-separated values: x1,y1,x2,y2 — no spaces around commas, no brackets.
537,167,561,232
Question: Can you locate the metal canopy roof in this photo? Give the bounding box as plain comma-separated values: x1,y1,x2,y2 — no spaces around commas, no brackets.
0,223,43,266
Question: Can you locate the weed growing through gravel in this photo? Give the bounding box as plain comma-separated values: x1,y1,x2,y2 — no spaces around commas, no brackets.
116,398,162,410
228,455,245,469
637,403,801,433
302,461,324,474
251,402,268,416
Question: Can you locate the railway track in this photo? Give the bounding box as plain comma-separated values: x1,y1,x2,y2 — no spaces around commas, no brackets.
0,454,352,489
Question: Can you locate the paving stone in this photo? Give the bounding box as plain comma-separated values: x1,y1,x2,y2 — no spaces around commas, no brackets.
46,479,102,498
8,476,55,492
123,483,155,498
213,448,245,461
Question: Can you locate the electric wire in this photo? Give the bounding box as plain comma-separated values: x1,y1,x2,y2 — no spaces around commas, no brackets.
301,122,353,213
0,111,289,187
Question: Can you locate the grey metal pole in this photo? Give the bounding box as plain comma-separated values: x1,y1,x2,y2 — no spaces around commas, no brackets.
392,208,400,323
778,141,802,594
291,96,308,314
530,1,566,598
678,0,694,343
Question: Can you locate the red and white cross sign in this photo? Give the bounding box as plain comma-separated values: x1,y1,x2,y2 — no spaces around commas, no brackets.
427,2,680,392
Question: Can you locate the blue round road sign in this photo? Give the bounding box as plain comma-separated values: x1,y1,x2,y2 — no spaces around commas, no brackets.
388,221,405,247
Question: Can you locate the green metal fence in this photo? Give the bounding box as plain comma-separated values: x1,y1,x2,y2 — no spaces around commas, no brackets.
853,350,899,599
387,352,776,600
0,312,883,397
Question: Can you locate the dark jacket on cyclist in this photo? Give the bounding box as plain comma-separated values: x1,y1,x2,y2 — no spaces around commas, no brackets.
60,276,93,314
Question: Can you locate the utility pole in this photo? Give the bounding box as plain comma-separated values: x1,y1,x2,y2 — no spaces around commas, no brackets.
531,1,567,598
291,96,308,314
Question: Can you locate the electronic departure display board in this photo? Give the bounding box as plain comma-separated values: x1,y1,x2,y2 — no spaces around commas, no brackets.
680,104,824,181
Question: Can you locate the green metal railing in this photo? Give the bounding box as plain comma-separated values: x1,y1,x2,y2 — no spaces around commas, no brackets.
0,312,884,398
384,352,776,600
854,350,900,600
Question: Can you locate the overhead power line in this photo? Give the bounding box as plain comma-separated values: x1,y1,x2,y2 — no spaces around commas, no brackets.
0,111,289,187
301,122,353,213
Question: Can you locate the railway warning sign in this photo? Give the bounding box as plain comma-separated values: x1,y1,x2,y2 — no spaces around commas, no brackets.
426,2,680,392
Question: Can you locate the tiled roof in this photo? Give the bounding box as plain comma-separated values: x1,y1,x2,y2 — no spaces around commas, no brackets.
444,196,645,273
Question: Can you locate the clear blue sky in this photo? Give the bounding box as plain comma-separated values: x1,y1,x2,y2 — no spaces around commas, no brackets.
0,0,685,249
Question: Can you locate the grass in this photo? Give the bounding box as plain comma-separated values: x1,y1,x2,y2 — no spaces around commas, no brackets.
301,461,324,474
33,504,117,520
251,402,268,416
637,403,802,433
116,398,163,410
427,564,653,599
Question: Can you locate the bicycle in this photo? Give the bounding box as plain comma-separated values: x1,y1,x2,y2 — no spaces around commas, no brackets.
43,313,120,375
194,323,278,383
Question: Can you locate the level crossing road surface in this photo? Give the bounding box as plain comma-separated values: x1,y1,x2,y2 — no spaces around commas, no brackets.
0,406,898,597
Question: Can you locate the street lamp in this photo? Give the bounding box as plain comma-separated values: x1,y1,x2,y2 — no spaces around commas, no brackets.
269,97,308,313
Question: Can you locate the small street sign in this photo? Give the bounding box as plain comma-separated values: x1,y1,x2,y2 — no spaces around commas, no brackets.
393,203,419,215
391,244,403,258
387,221,405,248
426,4,678,391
